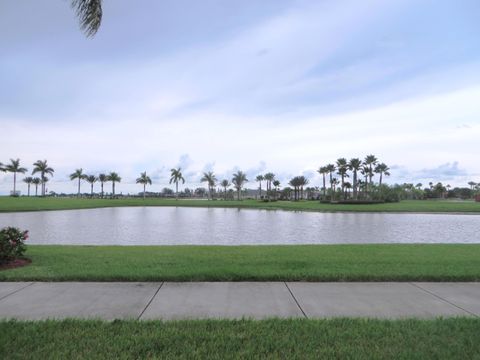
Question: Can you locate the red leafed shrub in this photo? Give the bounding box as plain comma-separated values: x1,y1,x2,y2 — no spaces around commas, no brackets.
0,227,28,264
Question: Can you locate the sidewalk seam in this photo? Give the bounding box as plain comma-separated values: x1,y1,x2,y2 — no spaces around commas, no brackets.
137,282,164,320
0,282,35,302
409,283,478,318
284,282,307,319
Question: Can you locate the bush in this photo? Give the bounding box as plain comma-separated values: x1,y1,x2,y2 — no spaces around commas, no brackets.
0,227,28,264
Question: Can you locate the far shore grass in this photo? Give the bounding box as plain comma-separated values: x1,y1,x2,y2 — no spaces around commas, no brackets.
2,318,479,359
0,196,479,213
2,244,480,282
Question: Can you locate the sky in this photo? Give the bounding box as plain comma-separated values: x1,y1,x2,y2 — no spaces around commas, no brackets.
1,0,479,195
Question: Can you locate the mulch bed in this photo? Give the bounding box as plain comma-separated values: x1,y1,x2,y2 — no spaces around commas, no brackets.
0,258,31,271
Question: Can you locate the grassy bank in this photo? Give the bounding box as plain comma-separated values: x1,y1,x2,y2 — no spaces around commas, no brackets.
2,244,480,281
0,196,479,213
1,318,479,359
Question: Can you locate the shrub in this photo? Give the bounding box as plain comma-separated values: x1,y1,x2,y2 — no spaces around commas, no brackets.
0,227,28,264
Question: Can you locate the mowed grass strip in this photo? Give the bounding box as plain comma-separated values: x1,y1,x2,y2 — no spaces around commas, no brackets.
1,244,480,281
1,318,479,359
0,197,479,213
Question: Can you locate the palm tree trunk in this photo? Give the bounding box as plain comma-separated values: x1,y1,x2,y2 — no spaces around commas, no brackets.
176,182,179,200
91,183,94,197
322,175,326,198
379,173,383,186
143,184,146,199
35,185,38,196
353,171,357,200
78,178,81,197
112,182,115,196
27,184,31,196
101,182,104,198
13,172,16,195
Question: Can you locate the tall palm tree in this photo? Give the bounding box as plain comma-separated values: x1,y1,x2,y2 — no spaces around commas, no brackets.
32,177,41,196
255,175,264,198
98,173,107,198
84,175,98,197
201,171,217,200
264,172,275,199
41,176,50,195
375,163,390,186
348,158,362,200
32,160,54,196
232,171,248,200
364,155,378,186
136,171,152,199
317,166,328,198
272,180,281,200
326,164,336,195
468,181,477,190
107,172,121,197
4,159,28,196
169,168,185,200
297,176,309,200
23,177,33,196
70,168,87,196
71,0,103,37
220,179,230,200
288,177,300,201
331,178,339,199
361,165,371,196
336,158,349,198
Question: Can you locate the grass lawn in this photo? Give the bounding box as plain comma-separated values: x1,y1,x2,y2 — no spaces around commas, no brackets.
0,196,479,213
2,244,480,281
1,318,479,359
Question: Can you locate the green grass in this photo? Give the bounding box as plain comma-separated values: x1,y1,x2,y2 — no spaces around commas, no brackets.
1,318,479,359
0,196,479,213
2,244,480,281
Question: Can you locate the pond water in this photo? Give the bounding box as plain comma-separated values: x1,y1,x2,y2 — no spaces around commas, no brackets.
0,207,479,245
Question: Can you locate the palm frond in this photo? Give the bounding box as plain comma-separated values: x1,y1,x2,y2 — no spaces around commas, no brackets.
71,0,103,37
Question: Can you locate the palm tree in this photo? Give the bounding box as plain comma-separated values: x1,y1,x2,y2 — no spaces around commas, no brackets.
264,172,275,199
361,165,371,196
85,175,98,197
136,171,152,199
317,166,328,198
201,171,217,200
32,177,41,196
336,158,349,198
220,179,230,200
255,175,264,199
348,158,362,200
169,168,185,200
297,176,309,200
289,177,300,201
272,180,281,200
232,171,248,200
331,178,339,200
70,168,87,196
375,163,390,186
98,173,107,198
416,183,423,190
325,164,336,195
4,159,28,195
71,0,103,37
364,155,378,186
32,160,54,196
23,177,33,196
41,176,50,194
107,172,121,197
468,181,477,190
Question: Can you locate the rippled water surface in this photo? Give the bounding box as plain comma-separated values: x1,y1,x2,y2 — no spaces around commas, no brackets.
0,207,479,245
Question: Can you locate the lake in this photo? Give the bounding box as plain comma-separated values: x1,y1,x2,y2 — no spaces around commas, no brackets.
0,207,479,245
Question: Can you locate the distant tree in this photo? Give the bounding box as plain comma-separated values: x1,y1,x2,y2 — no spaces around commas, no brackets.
317,166,328,198
288,177,300,201
272,179,281,200
23,177,33,196
107,172,121,196
348,158,362,200
325,164,336,195
468,181,477,191
85,175,98,197
255,174,264,198
375,163,390,186
32,160,54,196
169,168,185,200
232,171,248,200
416,183,423,190
201,171,217,200
336,158,349,198
136,171,152,199
4,159,28,196
220,179,230,200
69,168,87,196
361,165,372,195
331,178,339,199
364,155,378,186
98,173,107,198
32,177,41,196
297,176,309,200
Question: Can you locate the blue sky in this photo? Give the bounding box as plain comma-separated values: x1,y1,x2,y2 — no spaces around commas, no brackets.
1,0,479,194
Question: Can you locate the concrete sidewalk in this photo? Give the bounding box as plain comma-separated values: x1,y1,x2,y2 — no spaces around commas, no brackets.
0,282,478,320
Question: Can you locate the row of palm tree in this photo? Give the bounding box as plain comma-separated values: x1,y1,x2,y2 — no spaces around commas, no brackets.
317,155,390,200
1,159,54,196
69,169,122,197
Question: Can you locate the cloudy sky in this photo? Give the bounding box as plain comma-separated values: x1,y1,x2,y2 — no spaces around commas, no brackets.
1,0,479,195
